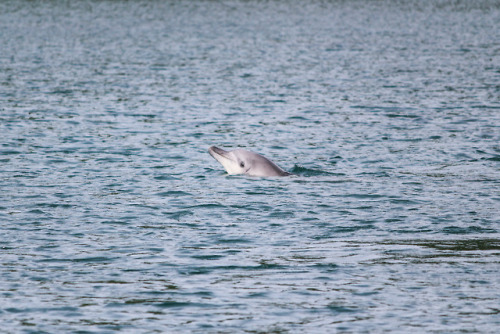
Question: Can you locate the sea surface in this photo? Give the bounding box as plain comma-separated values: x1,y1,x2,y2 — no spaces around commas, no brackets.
1,1,500,333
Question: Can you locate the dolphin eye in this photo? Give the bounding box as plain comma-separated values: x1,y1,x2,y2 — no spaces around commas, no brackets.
240,162,245,168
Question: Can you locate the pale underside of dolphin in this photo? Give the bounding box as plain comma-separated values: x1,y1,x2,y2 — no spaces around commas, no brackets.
208,146,291,177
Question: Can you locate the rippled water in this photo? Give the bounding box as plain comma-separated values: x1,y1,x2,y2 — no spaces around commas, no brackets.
1,0,500,333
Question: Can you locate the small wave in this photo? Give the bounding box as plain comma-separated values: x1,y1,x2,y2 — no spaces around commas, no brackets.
289,165,338,177
163,210,194,220
156,190,191,197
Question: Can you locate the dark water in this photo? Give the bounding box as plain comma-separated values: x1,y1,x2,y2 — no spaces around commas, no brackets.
1,0,500,333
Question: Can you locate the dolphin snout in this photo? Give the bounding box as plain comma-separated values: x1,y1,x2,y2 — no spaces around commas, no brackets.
208,146,228,158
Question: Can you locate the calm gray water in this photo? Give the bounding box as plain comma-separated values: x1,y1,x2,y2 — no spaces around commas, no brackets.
1,0,500,333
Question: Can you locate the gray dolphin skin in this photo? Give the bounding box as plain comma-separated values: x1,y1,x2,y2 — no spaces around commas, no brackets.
208,146,291,177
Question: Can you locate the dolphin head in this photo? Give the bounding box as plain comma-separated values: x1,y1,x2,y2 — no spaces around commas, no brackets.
208,146,290,177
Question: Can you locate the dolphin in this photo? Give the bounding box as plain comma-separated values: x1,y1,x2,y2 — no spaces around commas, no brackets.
208,146,291,177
